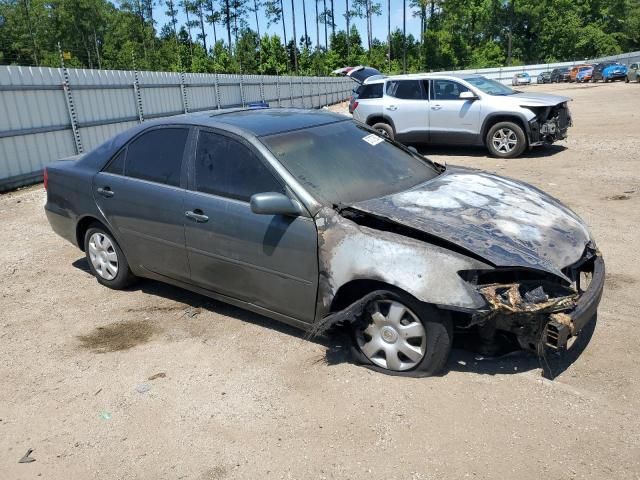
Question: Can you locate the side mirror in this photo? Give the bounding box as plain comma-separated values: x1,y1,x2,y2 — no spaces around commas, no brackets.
250,192,302,217
459,91,478,100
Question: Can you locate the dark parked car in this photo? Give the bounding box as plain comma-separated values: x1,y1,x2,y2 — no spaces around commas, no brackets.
550,67,571,83
537,71,551,84
44,109,604,377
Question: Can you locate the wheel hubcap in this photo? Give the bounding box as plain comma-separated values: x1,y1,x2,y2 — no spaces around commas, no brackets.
492,128,518,154
356,299,427,371
88,232,119,281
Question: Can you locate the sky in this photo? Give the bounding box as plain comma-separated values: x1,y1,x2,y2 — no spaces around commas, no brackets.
151,0,423,49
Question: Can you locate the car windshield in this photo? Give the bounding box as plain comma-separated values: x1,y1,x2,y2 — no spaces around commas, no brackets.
463,76,516,96
262,121,440,205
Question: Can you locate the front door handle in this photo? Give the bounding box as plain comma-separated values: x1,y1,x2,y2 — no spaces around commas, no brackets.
185,210,209,223
385,105,398,111
431,104,442,111
97,186,114,198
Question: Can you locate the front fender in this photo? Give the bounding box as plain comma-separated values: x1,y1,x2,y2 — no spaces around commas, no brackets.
314,208,490,319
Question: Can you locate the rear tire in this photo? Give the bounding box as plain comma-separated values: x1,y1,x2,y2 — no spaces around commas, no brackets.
84,224,136,290
371,122,394,140
486,121,527,158
349,290,452,377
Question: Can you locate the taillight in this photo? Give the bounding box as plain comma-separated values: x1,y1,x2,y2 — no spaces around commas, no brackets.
353,101,359,111
43,167,48,190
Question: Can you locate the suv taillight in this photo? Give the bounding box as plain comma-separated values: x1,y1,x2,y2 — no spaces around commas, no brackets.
353,101,359,111
43,167,48,190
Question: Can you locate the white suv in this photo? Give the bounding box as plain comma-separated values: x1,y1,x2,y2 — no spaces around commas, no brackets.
340,67,572,158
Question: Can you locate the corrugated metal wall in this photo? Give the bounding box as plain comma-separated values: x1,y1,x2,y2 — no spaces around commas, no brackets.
0,66,353,191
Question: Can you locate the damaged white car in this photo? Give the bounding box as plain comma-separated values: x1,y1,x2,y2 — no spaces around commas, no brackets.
335,66,572,158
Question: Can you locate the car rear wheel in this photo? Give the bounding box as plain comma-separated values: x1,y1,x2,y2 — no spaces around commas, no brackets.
371,122,394,140
625,76,630,83
350,291,452,377
84,225,136,289
486,121,527,158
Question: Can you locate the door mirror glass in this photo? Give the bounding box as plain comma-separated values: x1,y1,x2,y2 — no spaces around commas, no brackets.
250,192,302,216
459,91,477,100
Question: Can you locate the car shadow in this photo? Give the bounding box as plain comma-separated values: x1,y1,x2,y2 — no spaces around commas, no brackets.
414,143,568,159
72,258,597,379
72,257,347,359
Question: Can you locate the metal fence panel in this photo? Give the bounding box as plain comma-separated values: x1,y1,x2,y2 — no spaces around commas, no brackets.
0,66,352,191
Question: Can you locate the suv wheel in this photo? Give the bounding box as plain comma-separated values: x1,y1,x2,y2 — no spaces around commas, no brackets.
350,290,452,377
371,122,394,140
486,121,527,158
84,224,136,289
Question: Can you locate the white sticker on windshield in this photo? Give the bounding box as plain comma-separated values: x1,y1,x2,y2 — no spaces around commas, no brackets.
362,134,385,146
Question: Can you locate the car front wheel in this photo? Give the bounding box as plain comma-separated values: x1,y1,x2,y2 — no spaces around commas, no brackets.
84,224,136,289
486,121,527,158
371,122,394,140
350,291,452,377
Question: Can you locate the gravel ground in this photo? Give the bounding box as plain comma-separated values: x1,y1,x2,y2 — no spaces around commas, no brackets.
1,81,639,480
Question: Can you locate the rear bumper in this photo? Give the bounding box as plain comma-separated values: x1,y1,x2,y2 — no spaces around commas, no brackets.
545,254,605,349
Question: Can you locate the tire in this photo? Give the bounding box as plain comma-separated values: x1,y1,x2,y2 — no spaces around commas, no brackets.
349,290,452,377
604,77,609,83
636,75,640,83
84,224,136,290
486,121,527,158
371,122,394,140
625,76,630,83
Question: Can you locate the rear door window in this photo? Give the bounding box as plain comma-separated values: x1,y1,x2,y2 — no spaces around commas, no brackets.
386,80,425,100
125,128,189,186
194,131,285,202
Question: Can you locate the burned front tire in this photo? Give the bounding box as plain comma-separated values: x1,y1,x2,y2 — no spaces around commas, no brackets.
84,224,136,290
350,291,452,377
486,121,527,158
371,122,394,140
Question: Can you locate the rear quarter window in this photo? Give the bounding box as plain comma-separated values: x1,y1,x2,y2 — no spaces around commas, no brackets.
358,83,383,99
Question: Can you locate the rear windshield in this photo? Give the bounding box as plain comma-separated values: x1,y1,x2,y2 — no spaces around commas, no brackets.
261,121,440,205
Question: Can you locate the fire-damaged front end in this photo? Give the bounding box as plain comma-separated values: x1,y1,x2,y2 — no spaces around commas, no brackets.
313,166,604,365
462,243,604,354
526,101,572,146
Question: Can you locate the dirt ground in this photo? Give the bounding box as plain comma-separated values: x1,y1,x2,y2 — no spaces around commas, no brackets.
1,81,639,480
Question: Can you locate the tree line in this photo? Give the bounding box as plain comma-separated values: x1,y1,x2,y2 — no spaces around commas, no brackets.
1,0,639,75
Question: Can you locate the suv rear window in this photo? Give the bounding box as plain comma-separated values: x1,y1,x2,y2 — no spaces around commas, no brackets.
358,83,383,99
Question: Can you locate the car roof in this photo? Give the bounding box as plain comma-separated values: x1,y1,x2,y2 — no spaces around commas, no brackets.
140,108,350,137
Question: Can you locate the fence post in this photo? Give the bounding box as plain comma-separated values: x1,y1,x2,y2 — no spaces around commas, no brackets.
58,43,83,155
239,72,245,108
132,53,144,123
289,76,294,106
179,71,189,113
214,72,221,109
276,73,282,107
259,75,265,103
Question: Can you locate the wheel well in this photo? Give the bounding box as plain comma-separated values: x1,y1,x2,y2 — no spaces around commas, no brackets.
366,116,395,133
482,115,527,145
76,216,106,251
330,279,407,313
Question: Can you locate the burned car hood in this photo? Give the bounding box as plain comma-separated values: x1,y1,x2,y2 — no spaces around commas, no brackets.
509,92,571,106
349,167,591,280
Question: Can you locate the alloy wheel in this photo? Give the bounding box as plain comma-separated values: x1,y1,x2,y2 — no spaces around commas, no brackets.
492,128,518,154
356,299,427,371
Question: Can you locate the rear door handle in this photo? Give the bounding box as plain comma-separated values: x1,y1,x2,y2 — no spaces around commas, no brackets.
97,187,114,198
385,105,398,111
185,210,209,223
431,105,442,111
